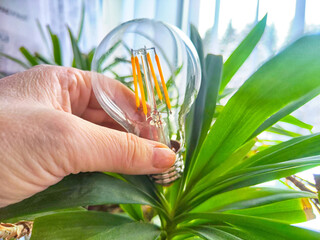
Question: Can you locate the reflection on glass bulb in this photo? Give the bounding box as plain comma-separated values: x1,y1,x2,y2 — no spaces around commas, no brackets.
91,19,201,185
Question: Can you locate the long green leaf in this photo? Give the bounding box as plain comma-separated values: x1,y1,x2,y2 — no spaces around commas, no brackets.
189,225,257,240
4,207,86,224
189,34,320,186
191,187,316,213
220,15,267,93
19,47,39,66
199,54,223,147
175,213,320,240
206,138,256,178
267,125,302,138
121,175,159,201
31,211,133,240
211,156,320,195
47,26,62,65
185,54,223,184
0,52,29,69
187,226,243,240
280,115,313,131
249,90,319,139
36,19,50,54
88,222,161,240
228,198,315,224
185,24,205,168
67,26,87,70
243,133,320,168
180,156,320,213
0,172,159,221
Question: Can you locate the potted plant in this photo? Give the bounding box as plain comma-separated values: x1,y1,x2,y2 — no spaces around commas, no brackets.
0,15,320,240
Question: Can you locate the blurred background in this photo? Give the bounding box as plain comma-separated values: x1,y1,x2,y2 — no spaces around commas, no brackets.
0,0,319,232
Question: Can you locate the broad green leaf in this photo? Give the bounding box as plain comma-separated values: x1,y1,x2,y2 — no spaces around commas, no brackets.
172,234,198,240
220,15,267,93
214,157,320,194
0,52,29,69
191,133,320,200
47,26,62,65
121,175,159,201
120,204,145,221
67,26,87,70
189,35,320,186
191,187,316,213
4,207,86,224
175,213,320,240
19,47,39,66
186,54,223,184
87,222,161,240
180,156,320,212
280,115,313,131
244,133,320,168
207,138,256,178
31,211,132,240
204,226,259,240
0,172,159,221
199,54,223,147
228,198,315,224
188,226,243,240
249,90,319,139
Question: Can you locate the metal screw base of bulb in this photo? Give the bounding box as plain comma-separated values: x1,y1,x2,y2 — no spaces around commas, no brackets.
149,140,184,186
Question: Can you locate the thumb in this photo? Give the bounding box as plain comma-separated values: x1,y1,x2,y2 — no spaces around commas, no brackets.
64,115,176,175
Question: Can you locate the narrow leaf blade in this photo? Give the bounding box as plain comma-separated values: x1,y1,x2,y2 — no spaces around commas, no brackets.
47,26,62,65
220,15,267,92
120,204,145,222
67,26,87,70
19,47,39,66
0,52,29,69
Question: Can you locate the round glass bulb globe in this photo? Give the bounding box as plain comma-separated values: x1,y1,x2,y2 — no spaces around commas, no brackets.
91,18,201,184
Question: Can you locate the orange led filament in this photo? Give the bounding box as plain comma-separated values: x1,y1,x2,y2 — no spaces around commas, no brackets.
134,56,148,116
131,48,171,116
130,55,140,108
147,52,163,101
155,53,171,110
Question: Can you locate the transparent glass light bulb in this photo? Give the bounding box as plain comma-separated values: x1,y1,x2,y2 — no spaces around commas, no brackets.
91,19,201,185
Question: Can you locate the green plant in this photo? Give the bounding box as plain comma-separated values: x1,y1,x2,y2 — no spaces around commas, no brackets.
1,15,320,239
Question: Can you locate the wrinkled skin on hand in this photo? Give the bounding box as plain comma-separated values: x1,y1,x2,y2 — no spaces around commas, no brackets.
0,65,175,207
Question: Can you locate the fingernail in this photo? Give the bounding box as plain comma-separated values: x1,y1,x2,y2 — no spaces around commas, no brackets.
152,147,176,169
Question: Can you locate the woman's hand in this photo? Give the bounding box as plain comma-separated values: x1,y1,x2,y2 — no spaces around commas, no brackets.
0,65,175,207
